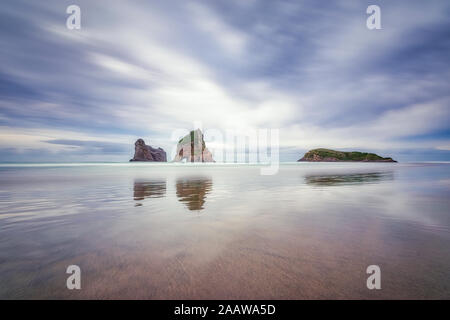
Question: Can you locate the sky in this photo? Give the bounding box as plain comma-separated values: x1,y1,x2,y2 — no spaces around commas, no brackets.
0,0,449,162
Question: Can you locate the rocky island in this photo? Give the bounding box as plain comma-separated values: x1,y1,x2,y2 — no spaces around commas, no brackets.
130,139,167,162
298,148,396,162
173,129,215,162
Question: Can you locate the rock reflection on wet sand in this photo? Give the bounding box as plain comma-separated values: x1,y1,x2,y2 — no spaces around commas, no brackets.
305,172,394,186
133,180,166,201
176,177,212,211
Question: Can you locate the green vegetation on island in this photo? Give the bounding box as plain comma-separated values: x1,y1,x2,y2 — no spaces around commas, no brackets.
298,148,396,162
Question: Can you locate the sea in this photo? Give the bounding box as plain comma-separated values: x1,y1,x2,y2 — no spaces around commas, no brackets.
0,162,449,299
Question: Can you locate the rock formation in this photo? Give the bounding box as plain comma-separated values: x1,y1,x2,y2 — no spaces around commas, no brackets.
130,139,167,162
173,129,215,162
298,148,396,162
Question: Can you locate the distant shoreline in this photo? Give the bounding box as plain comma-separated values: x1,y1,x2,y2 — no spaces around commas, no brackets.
2,161,450,167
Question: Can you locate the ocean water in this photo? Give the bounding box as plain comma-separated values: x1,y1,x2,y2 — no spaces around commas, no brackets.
0,162,449,299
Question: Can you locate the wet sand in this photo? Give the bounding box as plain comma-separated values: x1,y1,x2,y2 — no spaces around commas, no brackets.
0,163,449,299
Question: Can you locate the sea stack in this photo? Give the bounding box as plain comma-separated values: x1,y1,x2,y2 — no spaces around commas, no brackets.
130,139,167,162
298,148,396,162
173,129,215,162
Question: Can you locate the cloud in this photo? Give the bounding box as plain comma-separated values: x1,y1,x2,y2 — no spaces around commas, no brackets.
0,0,449,162
188,2,248,56
45,139,129,154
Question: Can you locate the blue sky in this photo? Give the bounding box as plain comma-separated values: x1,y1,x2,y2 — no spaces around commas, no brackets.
0,0,449,162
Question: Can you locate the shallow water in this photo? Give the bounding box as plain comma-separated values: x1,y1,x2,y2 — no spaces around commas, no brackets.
0,162,449,299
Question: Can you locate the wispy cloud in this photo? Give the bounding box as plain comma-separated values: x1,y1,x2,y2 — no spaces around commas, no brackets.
0,0,449,162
